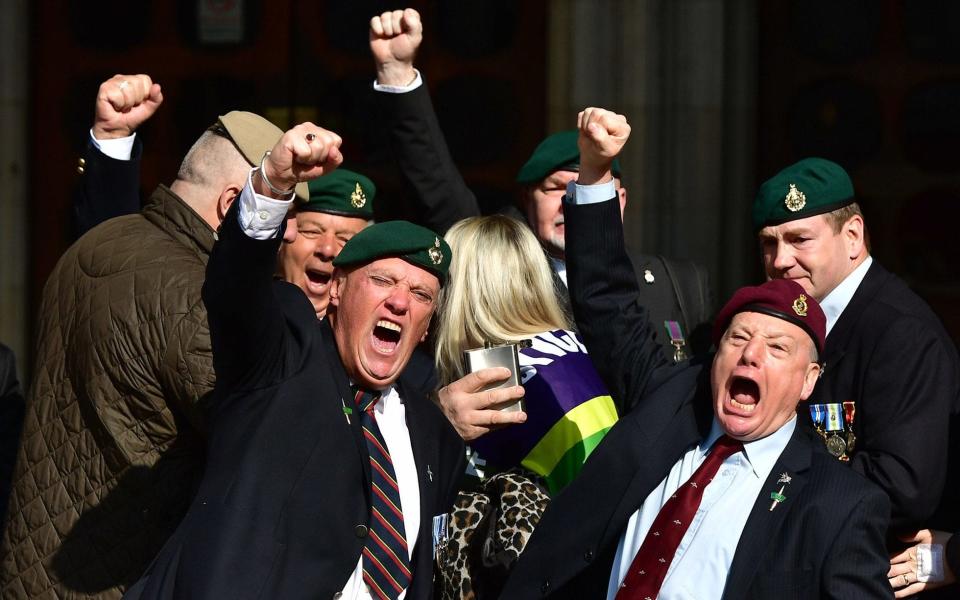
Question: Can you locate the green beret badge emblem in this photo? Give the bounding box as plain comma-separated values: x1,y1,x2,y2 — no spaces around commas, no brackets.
350,182,366,209
428,237,443,265
792,294,808,317
784,183,806,212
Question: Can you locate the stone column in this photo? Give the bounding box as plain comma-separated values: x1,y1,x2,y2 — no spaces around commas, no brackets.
548,0,758,301
0,0,29,380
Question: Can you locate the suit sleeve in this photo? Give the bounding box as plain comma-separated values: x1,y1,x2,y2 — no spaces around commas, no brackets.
849,317,957,531
375,83,480,234
72,138,142,237
201,201,308,393
565,198,673,415
821,487,893,599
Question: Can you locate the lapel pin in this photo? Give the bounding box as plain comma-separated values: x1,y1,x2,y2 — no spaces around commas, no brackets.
769,472,792,511
427,465,434,482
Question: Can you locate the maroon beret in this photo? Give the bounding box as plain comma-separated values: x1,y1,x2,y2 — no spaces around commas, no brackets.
712,279,826,355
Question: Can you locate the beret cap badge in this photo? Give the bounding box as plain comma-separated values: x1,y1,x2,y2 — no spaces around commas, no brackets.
792,294,808,317
784,183,807,212
428,237,443,265
350,182,367,209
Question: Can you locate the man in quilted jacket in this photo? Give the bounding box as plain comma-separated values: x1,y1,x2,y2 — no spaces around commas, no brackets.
0,75,303,599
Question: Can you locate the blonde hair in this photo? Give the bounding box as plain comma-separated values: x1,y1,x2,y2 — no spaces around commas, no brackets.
435,215,571,385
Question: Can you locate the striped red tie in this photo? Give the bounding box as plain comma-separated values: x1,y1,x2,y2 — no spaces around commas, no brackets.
355,388,412,600
615,435,743,600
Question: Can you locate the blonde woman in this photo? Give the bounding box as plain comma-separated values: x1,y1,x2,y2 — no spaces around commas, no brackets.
434,215,618,597
437,215,619,492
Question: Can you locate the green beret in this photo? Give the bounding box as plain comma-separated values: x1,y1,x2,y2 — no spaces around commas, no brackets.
752,157,855,231
333,221,451,284
301,169,375,219
515,130,622,184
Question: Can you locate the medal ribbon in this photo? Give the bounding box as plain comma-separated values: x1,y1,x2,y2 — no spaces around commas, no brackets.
842,401,856,426
825,403,844,432
809,404,825,429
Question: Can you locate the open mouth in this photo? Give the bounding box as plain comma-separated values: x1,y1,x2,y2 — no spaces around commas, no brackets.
729,376,760,412
304,268,331,293
372,319,402,354
306,269,331,285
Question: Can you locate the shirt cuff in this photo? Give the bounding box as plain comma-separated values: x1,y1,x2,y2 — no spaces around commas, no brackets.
237,169,294,240
564,179,617,205
373,69,423,94
90,129,136,161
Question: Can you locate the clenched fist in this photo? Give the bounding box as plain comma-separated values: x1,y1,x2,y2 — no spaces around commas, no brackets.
576,107,631,184
257,123,343,198
370,8,422,87
92,74,163,140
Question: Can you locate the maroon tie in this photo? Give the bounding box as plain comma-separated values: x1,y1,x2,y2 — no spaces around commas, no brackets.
615,435,744,600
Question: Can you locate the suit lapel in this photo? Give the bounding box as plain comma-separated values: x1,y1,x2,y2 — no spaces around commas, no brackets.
319,319,370,486
722,425,812,599
396,377,438,546
821,262,889,369
808,262,888,406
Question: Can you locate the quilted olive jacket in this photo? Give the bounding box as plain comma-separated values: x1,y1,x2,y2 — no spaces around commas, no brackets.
1,186,216,599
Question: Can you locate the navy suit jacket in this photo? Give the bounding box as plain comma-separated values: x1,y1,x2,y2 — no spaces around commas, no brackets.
803,260,959,534
500,198,892,599
124,204,464,599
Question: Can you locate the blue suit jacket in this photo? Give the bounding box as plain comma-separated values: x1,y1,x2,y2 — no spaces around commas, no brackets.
500,198,892,599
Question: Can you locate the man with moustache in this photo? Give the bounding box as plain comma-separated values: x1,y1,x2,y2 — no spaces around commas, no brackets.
125,124,463,600
369,9,711,441
499,109,891,599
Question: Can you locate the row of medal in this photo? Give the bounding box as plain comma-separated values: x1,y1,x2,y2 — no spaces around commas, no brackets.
810,402,856,461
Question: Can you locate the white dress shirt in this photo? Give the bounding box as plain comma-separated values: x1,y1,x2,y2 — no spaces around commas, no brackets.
606,418,797,600
819,255,873,336
90,129,136,160
236,179,420,599
372,69,424,94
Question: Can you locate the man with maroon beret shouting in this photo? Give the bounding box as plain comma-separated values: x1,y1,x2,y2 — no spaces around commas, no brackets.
501,109,891,599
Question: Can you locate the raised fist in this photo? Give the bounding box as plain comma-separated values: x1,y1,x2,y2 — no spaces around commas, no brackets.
260,123,343,195
577,107,631,183
92,74,163,140
369,8,422,87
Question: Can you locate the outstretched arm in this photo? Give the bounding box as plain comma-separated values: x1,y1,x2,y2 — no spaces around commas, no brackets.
565,108,672,413
73,74,163,236
203,124,343,391
370,8,479,234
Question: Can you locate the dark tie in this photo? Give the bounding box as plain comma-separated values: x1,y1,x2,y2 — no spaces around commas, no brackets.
354,387,411,600
615,435,744,600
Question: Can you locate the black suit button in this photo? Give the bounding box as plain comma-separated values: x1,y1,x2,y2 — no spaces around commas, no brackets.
333,593,342,599
584,549,594,562
354,525,368,538
541,579,551,594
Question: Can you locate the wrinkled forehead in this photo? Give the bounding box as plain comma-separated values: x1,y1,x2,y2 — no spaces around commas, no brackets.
725,310,811,348
344,257,440,293
757,213,832,240
296,210,369,232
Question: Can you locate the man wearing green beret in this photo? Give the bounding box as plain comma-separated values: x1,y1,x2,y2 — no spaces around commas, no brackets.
126,124,464,600
278,168,375,319
753,157,960,543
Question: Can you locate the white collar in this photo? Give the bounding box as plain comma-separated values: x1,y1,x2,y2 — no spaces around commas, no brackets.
820,255,873,336
550,256,568,287
700,416,797,479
